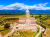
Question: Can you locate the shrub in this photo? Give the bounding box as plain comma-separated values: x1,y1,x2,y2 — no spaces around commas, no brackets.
4,23,10,28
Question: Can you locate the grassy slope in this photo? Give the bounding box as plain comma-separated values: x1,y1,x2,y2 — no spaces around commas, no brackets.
1,28,12,36
38,31,44,37
0,27,4,31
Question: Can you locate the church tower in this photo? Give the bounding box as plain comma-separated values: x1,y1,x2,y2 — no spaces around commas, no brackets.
25,8,30,19
25,8,30,25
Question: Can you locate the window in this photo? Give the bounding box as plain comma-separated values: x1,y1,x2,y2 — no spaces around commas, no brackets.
16,27,18,29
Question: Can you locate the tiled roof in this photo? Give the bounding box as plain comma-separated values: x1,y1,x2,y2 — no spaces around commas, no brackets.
15,23,18,26
5,20,19,22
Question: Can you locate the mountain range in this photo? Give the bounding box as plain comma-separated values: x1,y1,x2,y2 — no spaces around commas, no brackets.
0,10,50,14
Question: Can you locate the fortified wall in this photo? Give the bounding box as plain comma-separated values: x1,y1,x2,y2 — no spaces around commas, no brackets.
42,27,50,37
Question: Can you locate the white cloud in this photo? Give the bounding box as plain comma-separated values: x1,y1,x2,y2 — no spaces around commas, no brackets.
3,3,28,10
0,3,50,10
38,3,48,7
0,5,4,10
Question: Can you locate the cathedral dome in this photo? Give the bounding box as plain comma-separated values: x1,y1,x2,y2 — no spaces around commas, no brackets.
26,8,29,13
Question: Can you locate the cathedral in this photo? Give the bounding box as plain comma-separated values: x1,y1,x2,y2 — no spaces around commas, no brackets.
15,9,38,32
19,8,36,25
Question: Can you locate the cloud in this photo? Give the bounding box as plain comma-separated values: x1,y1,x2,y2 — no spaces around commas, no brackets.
38,3,48,7
3,3,28,10
0,5,4,10
0,3,50,10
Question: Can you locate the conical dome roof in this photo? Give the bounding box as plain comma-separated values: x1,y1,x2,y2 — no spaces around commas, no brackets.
26,8,29,13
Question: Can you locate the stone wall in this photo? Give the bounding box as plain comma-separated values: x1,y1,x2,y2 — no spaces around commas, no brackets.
36,22,46,29
42,27,50,37
42,34,46,37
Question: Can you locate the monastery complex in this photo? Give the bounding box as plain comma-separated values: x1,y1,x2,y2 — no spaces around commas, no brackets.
15,9,39,32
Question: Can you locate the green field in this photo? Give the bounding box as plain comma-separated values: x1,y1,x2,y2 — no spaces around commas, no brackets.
38,31,44,37
0,14,50,37
33,28,40,37
36,14,50,28
0,27,4,31
0,14,50,27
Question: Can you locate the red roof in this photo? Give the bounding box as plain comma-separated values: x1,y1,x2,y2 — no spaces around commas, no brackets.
5,20,19,22
15,23,18,26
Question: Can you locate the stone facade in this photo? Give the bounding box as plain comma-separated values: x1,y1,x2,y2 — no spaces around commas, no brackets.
26,13,30,19
18,9,36,25
15,9,38,32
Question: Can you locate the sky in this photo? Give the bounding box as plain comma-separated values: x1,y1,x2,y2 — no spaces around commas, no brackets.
0,0,50,10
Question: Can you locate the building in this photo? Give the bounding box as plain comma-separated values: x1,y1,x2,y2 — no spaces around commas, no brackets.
5,20,18,23
19,8,36,25
15,8,38,32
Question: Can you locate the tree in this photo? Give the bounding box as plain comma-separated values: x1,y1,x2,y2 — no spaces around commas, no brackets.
39,14,42,20
31,14,33,17
47,14,50,18
4,23,10,28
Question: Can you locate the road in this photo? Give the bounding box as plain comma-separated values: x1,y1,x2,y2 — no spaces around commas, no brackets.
35,25,45,37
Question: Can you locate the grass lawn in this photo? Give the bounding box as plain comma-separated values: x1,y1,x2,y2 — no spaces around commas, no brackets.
33,32,39,37
0,27,4,31
33,28,40,37
0,14,25,22
38,31,44,37
9,29,35,37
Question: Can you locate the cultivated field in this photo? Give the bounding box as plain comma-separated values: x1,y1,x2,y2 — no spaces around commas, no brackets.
0,14,50,37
